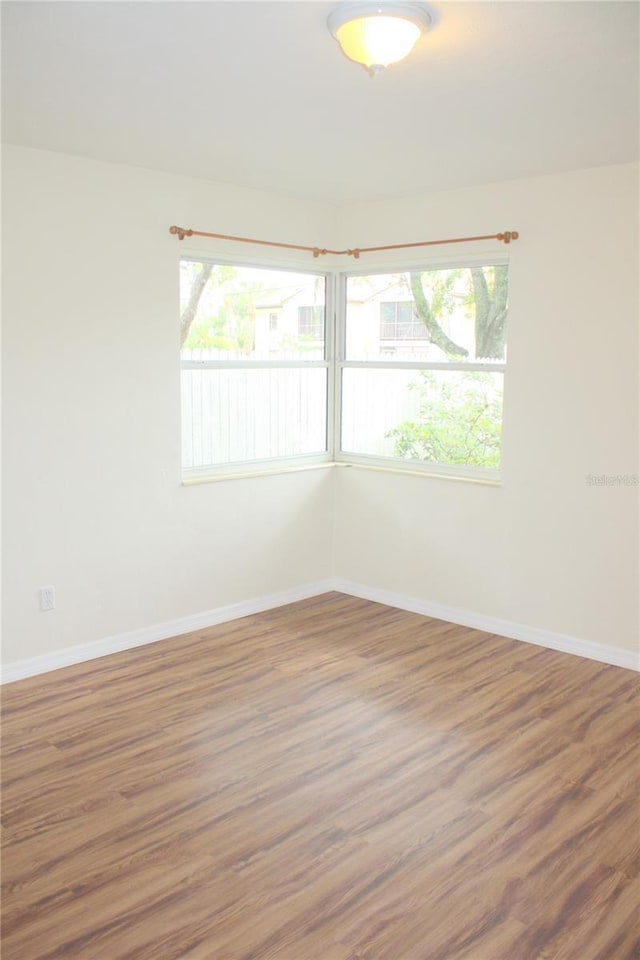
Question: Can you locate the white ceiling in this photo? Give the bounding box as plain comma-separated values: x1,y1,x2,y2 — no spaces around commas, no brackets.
2,1,638,203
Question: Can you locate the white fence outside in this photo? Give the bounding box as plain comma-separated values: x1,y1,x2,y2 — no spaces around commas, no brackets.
182,367,328,467
181,362,422,469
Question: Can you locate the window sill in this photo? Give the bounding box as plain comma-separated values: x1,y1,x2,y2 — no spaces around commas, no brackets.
182,461,337,485
182,460,501,486
336,461,501,486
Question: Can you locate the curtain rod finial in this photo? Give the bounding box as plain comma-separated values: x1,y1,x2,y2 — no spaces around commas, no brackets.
169,225,193,241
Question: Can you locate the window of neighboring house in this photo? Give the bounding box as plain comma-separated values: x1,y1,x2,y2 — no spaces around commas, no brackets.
180,259,330,478
338,263,509,480
380,301,428,339
298,305,325,340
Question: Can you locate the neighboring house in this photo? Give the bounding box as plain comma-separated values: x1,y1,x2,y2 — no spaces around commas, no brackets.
255,285,324,357
252,272,475,361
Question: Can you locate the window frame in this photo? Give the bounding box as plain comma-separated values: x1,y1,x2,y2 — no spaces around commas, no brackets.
179,252,509,484
180,256,335,482
334,256,509,482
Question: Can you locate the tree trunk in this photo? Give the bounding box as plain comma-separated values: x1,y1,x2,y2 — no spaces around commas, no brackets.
180,263,213,347
410,273,468,358
471,265,508,359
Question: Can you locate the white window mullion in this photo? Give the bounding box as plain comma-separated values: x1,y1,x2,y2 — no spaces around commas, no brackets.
331,273,347,460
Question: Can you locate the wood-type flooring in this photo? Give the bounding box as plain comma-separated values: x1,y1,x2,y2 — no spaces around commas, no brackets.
1,592,639,959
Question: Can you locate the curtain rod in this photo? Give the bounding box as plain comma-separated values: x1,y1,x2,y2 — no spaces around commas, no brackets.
169,225,519,259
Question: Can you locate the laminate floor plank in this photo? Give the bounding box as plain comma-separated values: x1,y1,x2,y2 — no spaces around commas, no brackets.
2,592,638,959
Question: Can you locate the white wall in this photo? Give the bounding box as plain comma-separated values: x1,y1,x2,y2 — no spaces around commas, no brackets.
2,149,638,671
334,164,639,653
1,146,337,666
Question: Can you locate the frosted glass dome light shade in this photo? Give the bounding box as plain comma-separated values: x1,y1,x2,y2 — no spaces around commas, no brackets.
328,2,432,74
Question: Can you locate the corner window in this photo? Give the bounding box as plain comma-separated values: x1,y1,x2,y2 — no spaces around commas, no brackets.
179,257,508,482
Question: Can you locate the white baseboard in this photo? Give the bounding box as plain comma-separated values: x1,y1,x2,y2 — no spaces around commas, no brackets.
2,577,637,683
333,579,640,672
0,580,336,684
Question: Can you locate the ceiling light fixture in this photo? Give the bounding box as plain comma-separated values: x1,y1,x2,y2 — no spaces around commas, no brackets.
328,2,433,76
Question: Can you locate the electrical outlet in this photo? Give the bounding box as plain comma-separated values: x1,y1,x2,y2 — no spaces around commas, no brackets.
39,586,56,612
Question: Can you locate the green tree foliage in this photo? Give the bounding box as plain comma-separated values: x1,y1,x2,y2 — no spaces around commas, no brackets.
213,283,262,354
389,264,508,467
387,372,503,468
181,263,266,353
180,262,237,348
